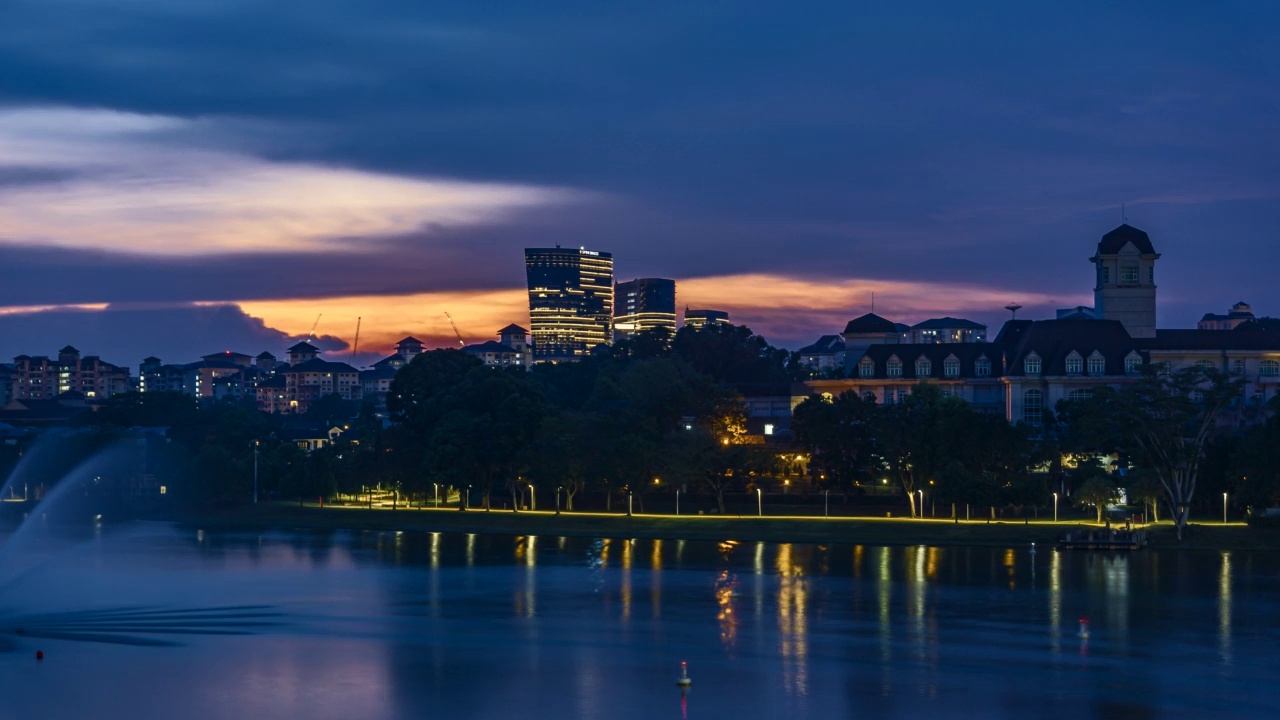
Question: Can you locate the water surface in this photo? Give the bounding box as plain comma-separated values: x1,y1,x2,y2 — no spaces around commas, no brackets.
0,524,1276,719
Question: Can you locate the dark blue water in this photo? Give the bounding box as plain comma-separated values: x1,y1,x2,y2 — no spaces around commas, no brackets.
0,524,1276,719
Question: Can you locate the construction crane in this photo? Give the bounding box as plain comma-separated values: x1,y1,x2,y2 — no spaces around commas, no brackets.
445,312,465,347
349,317,362,363
305,314,322,344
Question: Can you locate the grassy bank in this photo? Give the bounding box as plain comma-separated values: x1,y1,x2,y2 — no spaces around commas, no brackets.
187,503,1280,551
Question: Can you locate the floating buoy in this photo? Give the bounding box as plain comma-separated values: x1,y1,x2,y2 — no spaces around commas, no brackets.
676,661,692,688
35,650,44,660
1078,617,1090,639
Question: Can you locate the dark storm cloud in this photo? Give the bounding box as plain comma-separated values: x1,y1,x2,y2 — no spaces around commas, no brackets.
1,0,1279,332
0,303,350,366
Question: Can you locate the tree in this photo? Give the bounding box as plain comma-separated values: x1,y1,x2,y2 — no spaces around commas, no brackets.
1066,366,1243,539
792,391,876,497
1075,476,1120,523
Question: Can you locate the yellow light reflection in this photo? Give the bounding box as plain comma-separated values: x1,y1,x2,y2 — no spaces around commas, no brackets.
1219,551,1232,666
776,544,809,697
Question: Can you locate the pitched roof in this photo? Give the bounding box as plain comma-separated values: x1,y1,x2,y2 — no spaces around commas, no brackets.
59,345,79,355
1097,223,1156,255
1141,330,1280,351
396,337,424,346
287,342,321,353
842,313,898,335
282,358,358,374
463,341,518,354
256,352,277,359
798,335,846,355
860,343,1001,379
1003,319,1140,376
911,317,986,330
360,365,399,380
498,324,528,334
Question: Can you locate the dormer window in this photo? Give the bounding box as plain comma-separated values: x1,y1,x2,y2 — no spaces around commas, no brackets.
1125,352,1142,374
858,360,874,378
975,356,991,377
915,357,932,377
1087,352,1105,375
1024,354,1042,375
887,356,903,377
944,356,960,378
1065,352,1083,375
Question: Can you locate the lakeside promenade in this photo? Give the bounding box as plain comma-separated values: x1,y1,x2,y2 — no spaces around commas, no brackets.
195,502,1271,552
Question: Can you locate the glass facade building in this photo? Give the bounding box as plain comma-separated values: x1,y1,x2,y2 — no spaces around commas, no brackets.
525,247,615,361
614,278,677,341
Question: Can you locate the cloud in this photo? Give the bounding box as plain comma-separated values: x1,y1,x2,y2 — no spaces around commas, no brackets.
0,303,349,366
0,107,584,255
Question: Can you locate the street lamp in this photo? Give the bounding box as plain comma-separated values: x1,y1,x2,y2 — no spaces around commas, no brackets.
253,440,259,505
1224,492,1228,524
1053,492,1059,523
824,490,829,518
556,486,562,515
528,482,536,511
756,487,762,517
917,489,924,519
675,489,680,517
434,482,439,509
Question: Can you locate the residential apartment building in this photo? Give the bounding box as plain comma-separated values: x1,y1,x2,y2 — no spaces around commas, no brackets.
684,308,730,330
281,342,361,413
10,346,131,400
462,325,534,369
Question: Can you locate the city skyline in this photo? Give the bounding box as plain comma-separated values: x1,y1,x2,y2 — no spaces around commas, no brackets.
2,2,1279,362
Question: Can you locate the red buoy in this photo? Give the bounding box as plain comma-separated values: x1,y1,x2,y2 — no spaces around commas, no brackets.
35,650,44,660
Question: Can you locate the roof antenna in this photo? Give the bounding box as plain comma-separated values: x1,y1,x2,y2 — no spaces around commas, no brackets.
871,291,875,314
1005,302,1022,320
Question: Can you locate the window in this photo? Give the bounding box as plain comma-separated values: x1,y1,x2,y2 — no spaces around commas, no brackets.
1023,389,1044,426
1121,266,1138,284
1232,359,1246,375
887,358,903,377
1125,354,1142,374
1065,353,1083,374
915,358,932,377
1024,355,1042,375
859,361,874,378
1149,266,1155,283
944,358,960,377
976,357,991,377
1261,360,1280,377
1068,388,1093,402
1087,354,1105,375
1100,266,1110,285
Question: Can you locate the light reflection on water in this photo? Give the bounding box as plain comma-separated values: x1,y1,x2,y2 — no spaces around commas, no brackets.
0,525,1277,720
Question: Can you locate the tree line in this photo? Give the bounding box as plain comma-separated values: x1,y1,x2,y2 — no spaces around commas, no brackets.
16,325,1278,540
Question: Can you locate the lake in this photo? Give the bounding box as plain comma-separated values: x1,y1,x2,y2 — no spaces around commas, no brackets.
0,522,1276,719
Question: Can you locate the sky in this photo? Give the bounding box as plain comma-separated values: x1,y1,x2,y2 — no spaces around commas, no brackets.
1,0,1278,367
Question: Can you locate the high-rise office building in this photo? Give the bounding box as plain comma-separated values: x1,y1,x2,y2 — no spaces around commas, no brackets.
525,247,615,361
614,278,677,341
684,308,730,330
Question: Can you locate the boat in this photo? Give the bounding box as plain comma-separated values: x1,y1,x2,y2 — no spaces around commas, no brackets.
1058,528,1147,550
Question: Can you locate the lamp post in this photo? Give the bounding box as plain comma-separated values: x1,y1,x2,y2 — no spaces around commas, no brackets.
824,490,829,518
627,490,633,517
675,489,680,517
917,489,924,519
1224,492,1228,524
1053,492,1059,523
756,488,762,517
556,486,562,515
528,483,536,512
433,483,439,509
253,440,259,505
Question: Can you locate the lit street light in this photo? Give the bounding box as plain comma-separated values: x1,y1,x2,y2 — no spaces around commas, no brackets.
756,488,762,517
1053,492,1059,523
675,489,680,517
1224,492,1228,524
917,489,923,519
252,440,259,505
528,482,536,511
556,486,562,515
